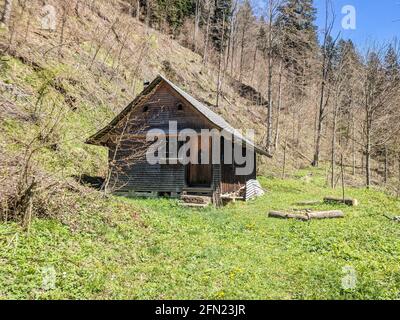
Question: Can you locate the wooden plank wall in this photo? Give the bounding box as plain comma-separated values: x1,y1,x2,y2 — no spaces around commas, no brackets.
107,83,221,194
105,82,255,196
220,151,256,194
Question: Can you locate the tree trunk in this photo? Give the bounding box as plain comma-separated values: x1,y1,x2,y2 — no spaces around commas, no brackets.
330,100,339,188
274,60,283,150
193,0,200,52
216,11,225,108
313,1,332,167
265,0,274,154
314,81,325,167
366,113,371,188
202,5,211,64
145,0,151,27
282,137,287,179
238,27,246,82
250,47,257,86
341,154,345,201
230,26,236,76
59,5,68,58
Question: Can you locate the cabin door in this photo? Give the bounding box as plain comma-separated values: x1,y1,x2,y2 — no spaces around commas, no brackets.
187,136,212,187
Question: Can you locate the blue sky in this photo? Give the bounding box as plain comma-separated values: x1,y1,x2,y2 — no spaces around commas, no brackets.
253,0,400,49
314,0,400,49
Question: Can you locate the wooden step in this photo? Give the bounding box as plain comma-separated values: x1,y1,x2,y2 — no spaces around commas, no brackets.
182,187,213,196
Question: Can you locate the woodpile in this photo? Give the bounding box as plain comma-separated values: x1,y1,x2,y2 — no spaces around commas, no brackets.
268,210,344,221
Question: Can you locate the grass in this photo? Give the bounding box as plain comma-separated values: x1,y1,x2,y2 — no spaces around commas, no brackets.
0,167,399,300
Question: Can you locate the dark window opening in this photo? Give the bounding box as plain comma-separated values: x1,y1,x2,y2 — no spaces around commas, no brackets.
177,103,183,111
143,105,149,112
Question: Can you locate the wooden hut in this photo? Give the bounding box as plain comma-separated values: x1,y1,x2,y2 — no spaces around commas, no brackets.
86,75,269,204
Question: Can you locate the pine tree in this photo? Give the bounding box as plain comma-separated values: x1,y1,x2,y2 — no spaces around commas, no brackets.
384,44,400,82
276,0,318,91
210,0,232,52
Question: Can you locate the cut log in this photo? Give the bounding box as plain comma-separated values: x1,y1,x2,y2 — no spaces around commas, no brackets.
268,210,344,221
323,197,358,206
307,210,344,219
268,211,309,221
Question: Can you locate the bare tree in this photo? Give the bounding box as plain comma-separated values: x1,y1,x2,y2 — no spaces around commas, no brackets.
313,0,338,167
264,0,281,155
202,0,213,64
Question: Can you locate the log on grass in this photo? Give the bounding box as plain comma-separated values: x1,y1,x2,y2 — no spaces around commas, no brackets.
268,210,344,221
307,210,344,219
268,211,309,221
323,197,358,206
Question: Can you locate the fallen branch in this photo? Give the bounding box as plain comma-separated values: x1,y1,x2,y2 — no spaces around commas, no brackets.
268,210,344,221
323,197,358,207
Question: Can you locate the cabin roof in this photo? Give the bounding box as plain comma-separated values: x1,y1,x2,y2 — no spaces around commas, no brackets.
86,75,269,156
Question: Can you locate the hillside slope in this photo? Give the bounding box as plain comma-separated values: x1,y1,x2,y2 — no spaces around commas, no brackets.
0,0,273,181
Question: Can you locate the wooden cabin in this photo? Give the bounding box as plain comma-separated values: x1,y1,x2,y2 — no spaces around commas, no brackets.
86,75,268,204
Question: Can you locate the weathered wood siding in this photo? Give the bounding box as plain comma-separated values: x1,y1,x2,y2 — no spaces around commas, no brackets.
106,83,215,135
104,82,256,196
220,148,256,194
106,83,221,193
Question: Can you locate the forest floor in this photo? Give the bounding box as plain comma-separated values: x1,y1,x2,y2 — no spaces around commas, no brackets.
1,167,399,300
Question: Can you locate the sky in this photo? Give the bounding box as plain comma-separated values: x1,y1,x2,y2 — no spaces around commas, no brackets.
253,0,400,50
314,0,400,50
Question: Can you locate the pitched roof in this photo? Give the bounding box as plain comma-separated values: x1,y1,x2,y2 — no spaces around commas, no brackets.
86,75,269,156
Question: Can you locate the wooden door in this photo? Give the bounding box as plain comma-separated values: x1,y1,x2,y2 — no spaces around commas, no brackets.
187,136,212,187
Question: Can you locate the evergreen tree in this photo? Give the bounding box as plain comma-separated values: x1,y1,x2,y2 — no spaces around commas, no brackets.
384,44,400,82
275,0,318,90
210,0,232,52
256,19,268,58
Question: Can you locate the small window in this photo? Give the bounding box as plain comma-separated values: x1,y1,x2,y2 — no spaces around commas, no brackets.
143,105,149,112
177,103,183,111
